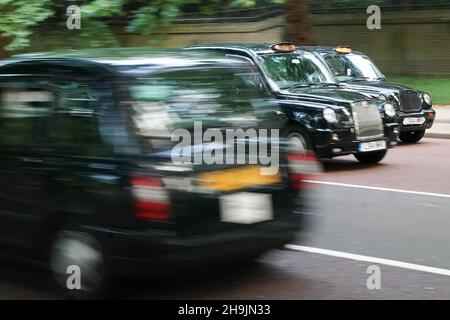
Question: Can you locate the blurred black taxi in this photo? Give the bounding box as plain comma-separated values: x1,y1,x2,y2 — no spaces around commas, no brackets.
0,49,318,298
186,43,399,164
306,46,435,143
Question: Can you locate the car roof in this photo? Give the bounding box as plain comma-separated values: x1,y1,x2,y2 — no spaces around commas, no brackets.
187,43,319,56
300,46,365,56
188,43,273,53
0,48,249,76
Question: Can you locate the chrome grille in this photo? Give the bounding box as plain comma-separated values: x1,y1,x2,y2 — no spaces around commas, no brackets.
351,101,384,140
399,91,421,112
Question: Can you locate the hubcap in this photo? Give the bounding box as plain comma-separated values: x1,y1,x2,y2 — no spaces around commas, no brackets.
288,132,308,152
50,231,104,293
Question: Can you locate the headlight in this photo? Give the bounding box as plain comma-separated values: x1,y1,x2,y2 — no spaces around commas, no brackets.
383,103,396,117
423,93,432,105
378,94,388,101
323,108,338,123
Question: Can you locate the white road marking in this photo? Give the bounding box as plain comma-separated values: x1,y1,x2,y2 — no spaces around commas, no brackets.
304,180,450,199
285,244,450,277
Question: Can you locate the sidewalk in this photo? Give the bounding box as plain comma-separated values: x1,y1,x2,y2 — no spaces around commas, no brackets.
425,106,450,139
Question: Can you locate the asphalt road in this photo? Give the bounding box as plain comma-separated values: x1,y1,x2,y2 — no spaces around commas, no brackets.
2,138,450,299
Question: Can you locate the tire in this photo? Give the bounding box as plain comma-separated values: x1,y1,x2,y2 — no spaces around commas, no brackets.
399,130,425,143
286,125,313,153
49,229,112,299
354,150,387,164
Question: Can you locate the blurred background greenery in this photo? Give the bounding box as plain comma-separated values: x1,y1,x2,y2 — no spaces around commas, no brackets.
1,0,450,103
389,76,450,105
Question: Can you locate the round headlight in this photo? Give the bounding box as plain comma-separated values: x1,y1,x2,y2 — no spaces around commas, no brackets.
323,108,338,123
423,93,432,105
384,103,396,117
378,94,388,101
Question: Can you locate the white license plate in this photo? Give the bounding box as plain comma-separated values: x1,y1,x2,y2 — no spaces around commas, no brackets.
403,117,425,125
220,192,273,224
358,140,387,152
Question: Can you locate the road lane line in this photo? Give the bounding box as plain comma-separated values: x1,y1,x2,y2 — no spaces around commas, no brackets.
285,244,450,277
304,180,450,199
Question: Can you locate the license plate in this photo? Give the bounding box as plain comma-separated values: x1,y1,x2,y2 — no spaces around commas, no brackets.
220,192,273,224
358,140,387,152
403,117,425,125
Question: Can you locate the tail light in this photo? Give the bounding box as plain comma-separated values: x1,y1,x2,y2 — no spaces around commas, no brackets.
287,152,322,189
130,175,170,221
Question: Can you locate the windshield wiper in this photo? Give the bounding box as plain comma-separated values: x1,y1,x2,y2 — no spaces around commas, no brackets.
346,76,370,82
286,82,340,90
284,83,314,90
315,83,340,87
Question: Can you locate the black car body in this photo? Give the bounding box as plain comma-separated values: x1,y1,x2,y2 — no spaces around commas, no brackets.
186,43,399,163
0,49,314,297
305,46,436,143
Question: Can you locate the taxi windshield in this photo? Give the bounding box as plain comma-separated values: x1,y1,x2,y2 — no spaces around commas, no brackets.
259,53,335,90
325,53,385,82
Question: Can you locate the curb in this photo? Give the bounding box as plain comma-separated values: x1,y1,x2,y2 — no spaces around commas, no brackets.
425,132,450,139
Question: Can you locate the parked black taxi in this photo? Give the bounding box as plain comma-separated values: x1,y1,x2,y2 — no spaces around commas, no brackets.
0,49,317,298
306,46,435,143
186,43,399,163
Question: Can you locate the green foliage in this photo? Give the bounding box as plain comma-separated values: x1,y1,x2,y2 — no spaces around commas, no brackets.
0,0,54,51
126,0,193,35
0,0,284,52
81,0,125,18
389,75,450,105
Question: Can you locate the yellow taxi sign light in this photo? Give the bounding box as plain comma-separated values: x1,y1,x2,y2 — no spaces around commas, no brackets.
198,166,281,192
334,46,352,54
271,42,296,53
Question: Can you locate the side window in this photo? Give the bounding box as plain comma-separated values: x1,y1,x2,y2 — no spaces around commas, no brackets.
325,55,364,79
0,80,52,146
225,54,268,92
50,80,111,156
325,55,348,77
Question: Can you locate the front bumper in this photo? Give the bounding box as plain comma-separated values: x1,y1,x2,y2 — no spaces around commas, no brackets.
313,123,399,158
398,109,435,132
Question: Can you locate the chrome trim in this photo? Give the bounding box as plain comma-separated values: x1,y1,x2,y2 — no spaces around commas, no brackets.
351,101,384,141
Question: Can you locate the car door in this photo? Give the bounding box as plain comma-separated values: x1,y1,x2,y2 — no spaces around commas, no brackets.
0,75,54,249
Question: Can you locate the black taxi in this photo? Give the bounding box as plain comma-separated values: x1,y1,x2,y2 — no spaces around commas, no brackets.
306,46,436,143
0,49,315,298
186,43,399,163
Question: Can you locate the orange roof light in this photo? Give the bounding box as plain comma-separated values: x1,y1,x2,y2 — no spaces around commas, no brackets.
271,42,296,53
334,46,352,54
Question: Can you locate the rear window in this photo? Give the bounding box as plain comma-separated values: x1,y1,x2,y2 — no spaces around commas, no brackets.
120,66,272,150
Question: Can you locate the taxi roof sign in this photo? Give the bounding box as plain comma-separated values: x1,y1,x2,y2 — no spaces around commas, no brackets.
271,42,296,53
334,46,352,54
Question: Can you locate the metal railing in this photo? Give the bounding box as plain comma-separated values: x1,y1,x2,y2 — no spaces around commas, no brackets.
173,1,450,24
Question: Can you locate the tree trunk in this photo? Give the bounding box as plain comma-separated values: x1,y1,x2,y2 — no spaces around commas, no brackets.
283,0,315,45
0,38,9,58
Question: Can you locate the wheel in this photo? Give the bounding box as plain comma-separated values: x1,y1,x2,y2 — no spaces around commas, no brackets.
287,126,313,153
49,230,112,299
399,130,425,143
354,150,387,164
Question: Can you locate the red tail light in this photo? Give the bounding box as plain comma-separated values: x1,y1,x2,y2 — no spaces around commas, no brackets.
287,152,322,189
130,175,170,221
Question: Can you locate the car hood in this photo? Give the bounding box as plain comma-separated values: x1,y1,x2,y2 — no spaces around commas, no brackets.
341,80,419,98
